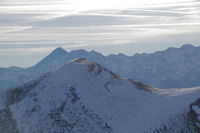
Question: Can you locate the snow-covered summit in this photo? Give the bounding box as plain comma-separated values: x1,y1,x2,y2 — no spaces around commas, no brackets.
1,58,200,133
27,44,200,89
2,44,200,90
51,47,67,55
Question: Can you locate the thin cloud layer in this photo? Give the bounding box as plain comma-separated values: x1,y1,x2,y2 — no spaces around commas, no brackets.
0,0,200,67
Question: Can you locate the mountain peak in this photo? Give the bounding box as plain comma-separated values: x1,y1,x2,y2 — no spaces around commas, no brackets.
180,44,194,49
50,47,67,56
52,58,127,81
70,49,88,55
3,57,200,133
30,47,68,72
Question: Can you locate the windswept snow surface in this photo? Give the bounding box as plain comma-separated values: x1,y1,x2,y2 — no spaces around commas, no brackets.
1,58,200,133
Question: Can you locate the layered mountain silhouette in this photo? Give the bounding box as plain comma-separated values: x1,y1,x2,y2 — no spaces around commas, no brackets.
0,58,200,133
1,44,200,90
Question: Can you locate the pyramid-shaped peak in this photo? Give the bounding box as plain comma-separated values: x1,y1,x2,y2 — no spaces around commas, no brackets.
51,47,67,55
29,47,68,72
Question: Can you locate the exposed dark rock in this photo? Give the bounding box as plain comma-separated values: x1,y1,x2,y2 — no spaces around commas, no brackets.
128,79,155,92
0,108,19,133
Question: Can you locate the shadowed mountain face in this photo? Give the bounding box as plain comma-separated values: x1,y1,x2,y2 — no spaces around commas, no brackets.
1,58,200,133
1,44,200,90
30,47,68,73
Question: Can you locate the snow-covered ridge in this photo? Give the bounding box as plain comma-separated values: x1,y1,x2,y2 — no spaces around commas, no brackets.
64,58,154,92
1,58,200,133
74,58,125,80
1,44,200,90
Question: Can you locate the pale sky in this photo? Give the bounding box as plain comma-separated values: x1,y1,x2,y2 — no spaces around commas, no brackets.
0,0,200,67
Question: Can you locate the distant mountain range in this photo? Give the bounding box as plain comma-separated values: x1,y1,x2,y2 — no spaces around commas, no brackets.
1,58,200,133
1,44,200,90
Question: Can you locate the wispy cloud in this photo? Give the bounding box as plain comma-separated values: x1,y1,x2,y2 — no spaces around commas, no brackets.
0,0,200,67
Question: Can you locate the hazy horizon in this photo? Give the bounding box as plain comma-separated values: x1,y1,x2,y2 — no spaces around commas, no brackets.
0,43,197,68
0,0,200,67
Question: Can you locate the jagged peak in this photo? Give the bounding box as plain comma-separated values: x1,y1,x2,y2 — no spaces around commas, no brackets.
50,47,67,55
30,47,68,70
166,44,194,52
70,49,88,54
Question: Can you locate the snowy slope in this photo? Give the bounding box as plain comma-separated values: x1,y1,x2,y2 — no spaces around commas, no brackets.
29,44,200,89
1,58,200,133
1,44,200,90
